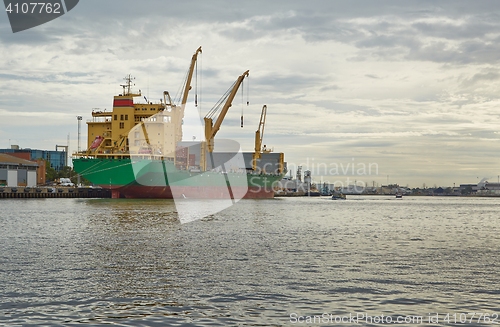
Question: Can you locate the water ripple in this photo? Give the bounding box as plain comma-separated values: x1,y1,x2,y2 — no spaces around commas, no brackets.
1,197,500,325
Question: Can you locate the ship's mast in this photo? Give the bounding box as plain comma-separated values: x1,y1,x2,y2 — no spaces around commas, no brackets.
121,74,134,96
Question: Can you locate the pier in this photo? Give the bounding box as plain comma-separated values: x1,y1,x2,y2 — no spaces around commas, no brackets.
0,186,111,198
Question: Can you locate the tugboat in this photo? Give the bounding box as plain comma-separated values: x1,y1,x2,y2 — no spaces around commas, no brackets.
331,193,346,200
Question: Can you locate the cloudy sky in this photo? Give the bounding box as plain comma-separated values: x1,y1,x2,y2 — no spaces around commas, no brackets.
1,0,500,187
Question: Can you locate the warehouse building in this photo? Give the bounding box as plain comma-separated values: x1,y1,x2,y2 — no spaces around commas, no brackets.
0,154,38,187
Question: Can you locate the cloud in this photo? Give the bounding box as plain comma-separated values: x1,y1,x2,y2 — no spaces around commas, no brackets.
1,0,500,187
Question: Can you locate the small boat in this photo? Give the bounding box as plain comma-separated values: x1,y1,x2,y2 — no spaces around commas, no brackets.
332,193,346,200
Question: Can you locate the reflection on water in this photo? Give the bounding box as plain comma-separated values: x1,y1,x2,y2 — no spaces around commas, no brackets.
1,196,500,326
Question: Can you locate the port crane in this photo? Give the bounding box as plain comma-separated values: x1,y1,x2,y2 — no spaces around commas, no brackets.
181,46,202,107
252,105,273,171
172,46,202,142
140,46,202,154
201,70,249,171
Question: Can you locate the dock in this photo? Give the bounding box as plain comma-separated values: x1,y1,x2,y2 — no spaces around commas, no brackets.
0,186,111,198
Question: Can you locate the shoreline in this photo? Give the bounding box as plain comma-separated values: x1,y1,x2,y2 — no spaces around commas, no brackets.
0,186,111,198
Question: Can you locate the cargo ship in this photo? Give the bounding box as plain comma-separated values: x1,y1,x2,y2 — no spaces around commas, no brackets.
73,47,285,199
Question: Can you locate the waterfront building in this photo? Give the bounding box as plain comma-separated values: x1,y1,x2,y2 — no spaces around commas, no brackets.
0,145,66,172
0,153,38,187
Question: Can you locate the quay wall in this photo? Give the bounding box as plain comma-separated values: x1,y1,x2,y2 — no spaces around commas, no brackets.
0,187,111,198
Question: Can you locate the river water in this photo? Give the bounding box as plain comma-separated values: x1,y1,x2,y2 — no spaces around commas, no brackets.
1,196,500,326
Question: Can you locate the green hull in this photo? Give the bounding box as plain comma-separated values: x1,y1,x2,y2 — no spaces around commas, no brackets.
73,157,282,199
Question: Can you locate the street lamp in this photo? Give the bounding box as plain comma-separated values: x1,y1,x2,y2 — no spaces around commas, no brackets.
77,116,82,152
76,116,83,186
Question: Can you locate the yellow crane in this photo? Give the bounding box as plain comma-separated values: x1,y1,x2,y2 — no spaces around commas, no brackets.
201,70,249,170
181,46,202,107
135,47,203,154
252,105,273,171
162,46,202,110
173,46,202,143
130,47,202,156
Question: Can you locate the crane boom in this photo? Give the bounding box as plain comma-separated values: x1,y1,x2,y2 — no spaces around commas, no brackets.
173,46,202,143
252,105,272,170
181,46,202,106
204,70,249,153
163,46,201,110
256,105,267,151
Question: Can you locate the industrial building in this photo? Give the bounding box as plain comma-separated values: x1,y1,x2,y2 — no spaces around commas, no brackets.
0,145,67,171
0,153,38,187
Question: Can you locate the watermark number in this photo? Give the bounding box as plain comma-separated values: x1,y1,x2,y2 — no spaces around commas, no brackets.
5,2,61,14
